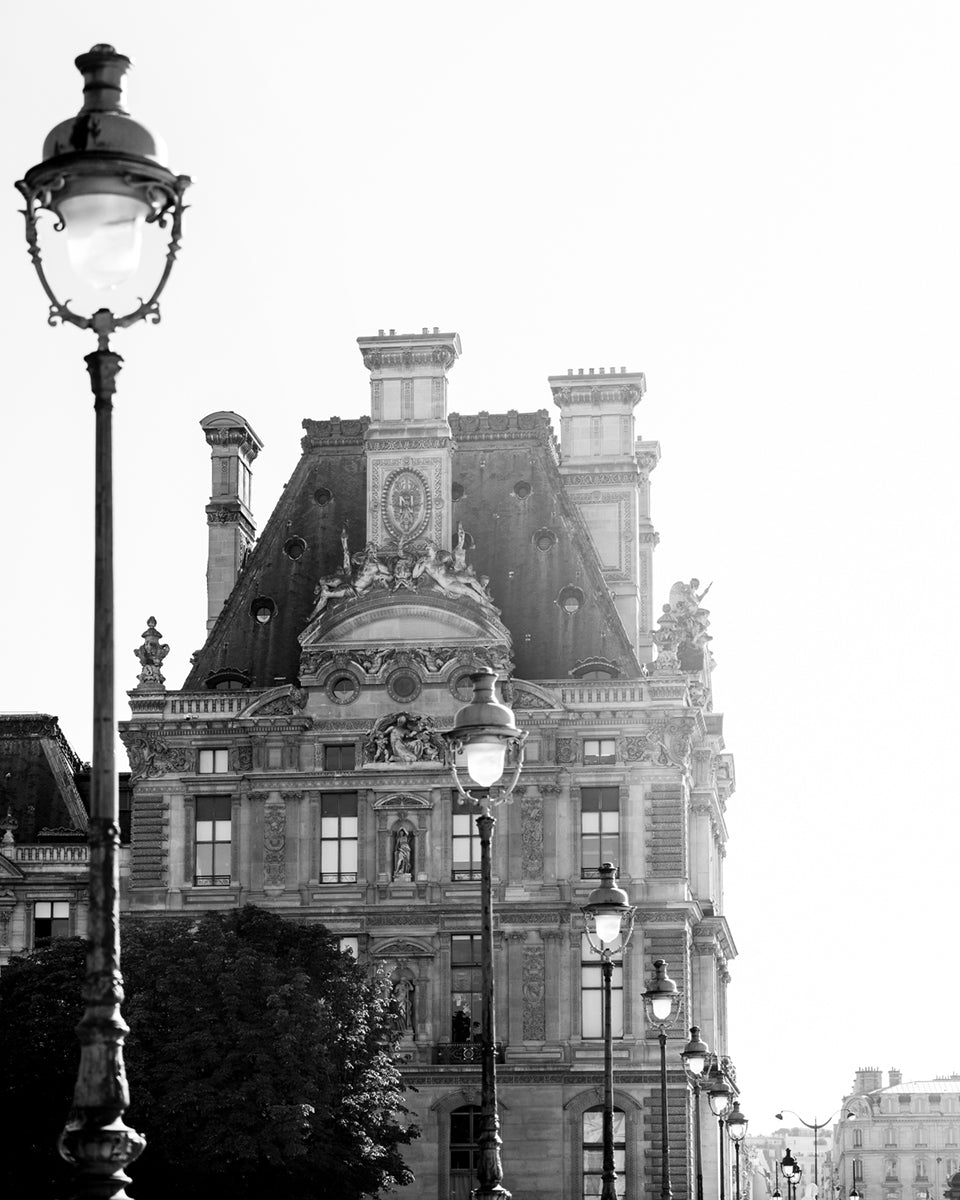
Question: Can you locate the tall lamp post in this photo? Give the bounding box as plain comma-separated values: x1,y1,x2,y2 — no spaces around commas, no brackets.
707,1061,733,1200
582,864,637,1200
16,45,189,1200
445,669,527,1200
727,1101,749,1200
643,959,684,1200
782,1148,803,1200
776,1110,841,1196
681,1026,710,1200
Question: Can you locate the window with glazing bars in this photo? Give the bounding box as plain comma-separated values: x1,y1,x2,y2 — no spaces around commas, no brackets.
320,792,358,882
581,787,620,878
195,796,231,885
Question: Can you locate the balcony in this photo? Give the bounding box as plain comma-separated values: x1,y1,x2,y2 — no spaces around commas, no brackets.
434,1043,506,1065
13,844,89,866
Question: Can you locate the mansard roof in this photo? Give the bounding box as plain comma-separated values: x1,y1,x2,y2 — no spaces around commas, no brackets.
185,408,641,689
0,714,88,839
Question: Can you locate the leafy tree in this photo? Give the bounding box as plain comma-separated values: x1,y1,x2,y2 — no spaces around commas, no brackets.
0,907,417,1199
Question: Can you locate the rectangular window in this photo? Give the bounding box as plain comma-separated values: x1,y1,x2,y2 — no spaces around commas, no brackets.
338,936,359,958
452,801,482,881
855,1161,864,1181
581,933,623,1040
450,934,482,1042
320,792,358,883
198,748,229,774
324,744,356,772
583,738,616,764
855,1130,863,1147
583,1108,625,1199
34,900,69,943
195,796,231,885
581,787,620,878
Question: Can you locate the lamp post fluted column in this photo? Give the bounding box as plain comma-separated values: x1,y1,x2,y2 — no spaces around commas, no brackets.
475,808,508,1200
444,669,527,1200
16,44,189,1200
642,959,683,1200
582,864,636,1200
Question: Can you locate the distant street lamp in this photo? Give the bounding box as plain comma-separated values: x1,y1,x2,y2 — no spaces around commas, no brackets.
446,669,527,1200
727,1101,749,1200
643,959,683,1200
707,1061,733,1200
776,1109,841,1195
16,44,189,1200
582,864,637,1200
681,1026,711,1200
782,1149,804,1200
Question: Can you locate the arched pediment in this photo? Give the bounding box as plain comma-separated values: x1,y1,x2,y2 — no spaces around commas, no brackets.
371,938,434,958
373,792,433,810
300,590,511,649
511,680,564,711
236,684,309,720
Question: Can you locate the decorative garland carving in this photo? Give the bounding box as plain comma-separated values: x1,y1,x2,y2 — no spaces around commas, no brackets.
522,944,546,1041
263,800,286,888
520,793,544,881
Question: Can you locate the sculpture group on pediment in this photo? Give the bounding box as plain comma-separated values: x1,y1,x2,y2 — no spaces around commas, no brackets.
306,529,496,621
365,712,447,766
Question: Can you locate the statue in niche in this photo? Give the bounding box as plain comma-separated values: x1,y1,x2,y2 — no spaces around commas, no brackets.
392,828,413,879
133,616,169,689
391,974,415,1035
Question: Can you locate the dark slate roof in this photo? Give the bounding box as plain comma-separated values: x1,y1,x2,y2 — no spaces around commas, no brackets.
0,714,88,840
184,410,641,690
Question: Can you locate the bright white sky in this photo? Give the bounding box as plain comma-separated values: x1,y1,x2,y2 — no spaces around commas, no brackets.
1,1,957,1138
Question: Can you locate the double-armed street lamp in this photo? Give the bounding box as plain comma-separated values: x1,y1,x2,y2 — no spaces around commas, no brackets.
16,45,190,1200
643,959,684,1200
775,1109,841,1196
681,1026,711,1200
727,1101,749,1200
446,669,527,1200
582,864,638,1200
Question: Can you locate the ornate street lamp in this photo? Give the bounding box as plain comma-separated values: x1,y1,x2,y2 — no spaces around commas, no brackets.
445,669,527,1200
707,1061,733,1200
582,863,637,1200
727,1100,749,1200
776,1109,840,1196
16,45,189,1200
643,959,683,1200
681,1026,711,1200
782,1149,803,1200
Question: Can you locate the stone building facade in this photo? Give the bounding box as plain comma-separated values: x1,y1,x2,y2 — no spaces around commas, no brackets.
834,1070,960,1200
0,713,131,969
120,329,739,1200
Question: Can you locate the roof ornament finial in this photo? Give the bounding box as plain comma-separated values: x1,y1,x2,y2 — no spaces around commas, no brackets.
133,615,169,691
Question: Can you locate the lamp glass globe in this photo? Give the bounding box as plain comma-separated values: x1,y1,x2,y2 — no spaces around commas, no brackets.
60,193,150,290
464,741,506,788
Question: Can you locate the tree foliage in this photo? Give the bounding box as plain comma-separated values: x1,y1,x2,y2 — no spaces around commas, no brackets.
0,907,417,1199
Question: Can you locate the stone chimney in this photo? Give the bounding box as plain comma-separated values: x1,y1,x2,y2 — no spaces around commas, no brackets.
853,1067,884,1095
358,329,460,552
200,411,263,630
549,365,659,661
889,1068,902,1087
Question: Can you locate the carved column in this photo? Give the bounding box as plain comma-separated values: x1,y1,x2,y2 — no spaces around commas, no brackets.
521,937,546,1043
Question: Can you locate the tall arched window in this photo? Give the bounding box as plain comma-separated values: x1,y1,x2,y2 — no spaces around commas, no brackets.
450,1105,482,1200
583,1106,626,1198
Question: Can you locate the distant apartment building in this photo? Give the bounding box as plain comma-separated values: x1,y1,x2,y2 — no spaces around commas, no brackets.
834,1069,960,1200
